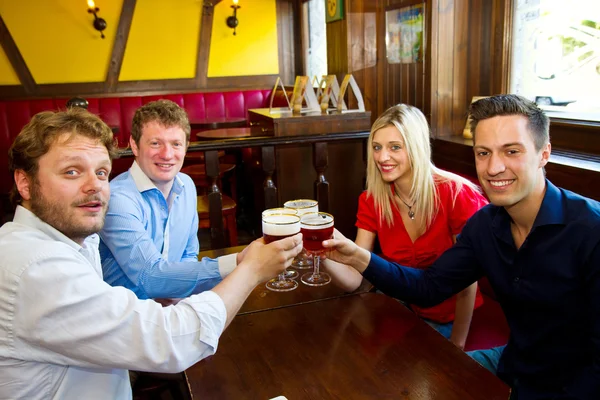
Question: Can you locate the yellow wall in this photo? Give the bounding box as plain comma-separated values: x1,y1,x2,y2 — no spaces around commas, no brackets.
0,47,19,85
0,0,122,84
119,0,201,81
208,0,279,77
0,0,280,85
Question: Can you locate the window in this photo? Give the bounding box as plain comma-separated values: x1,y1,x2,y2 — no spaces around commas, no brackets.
511,0,600,122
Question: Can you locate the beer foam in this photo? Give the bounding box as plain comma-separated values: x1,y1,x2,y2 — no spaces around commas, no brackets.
262,214,301,236
262,208,298,218
284,199,318,216
300,214,334,230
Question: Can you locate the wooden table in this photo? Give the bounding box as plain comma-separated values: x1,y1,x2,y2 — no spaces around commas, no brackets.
198,245,373,315
190,117,247,131
195,127,253,141
185,293,510,399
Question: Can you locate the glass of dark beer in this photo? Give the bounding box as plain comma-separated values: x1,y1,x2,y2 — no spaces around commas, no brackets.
300,212,334,286
262,211,301,292
284,199,318,270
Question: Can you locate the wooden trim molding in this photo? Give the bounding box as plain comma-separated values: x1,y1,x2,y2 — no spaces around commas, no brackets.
196,0,222,88
206,75,280,90
0,16,36,94
491,0,513,94
106,0,137,91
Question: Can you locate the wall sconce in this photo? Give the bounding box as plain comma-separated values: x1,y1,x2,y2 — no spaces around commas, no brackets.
87,0,107,39
226,0,240,36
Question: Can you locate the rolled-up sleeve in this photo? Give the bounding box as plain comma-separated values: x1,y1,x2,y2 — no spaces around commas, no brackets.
13,247,227,373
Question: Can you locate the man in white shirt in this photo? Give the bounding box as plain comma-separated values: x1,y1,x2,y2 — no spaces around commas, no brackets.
0,108,302,399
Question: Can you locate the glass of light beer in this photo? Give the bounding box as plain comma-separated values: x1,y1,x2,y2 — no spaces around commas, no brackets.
262,211,301,292
262,208,300,280
284,199,318,270
300,212,334,286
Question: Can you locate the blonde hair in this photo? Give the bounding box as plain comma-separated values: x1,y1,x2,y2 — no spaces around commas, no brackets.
365,104,480,228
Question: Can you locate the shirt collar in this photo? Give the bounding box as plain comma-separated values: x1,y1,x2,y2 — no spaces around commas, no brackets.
129,160,184,195
12,205,99,251
532,179,565,227
491,179,565,244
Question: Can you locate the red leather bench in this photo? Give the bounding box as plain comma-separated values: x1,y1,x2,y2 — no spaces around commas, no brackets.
465,277,510,351
0,89,282,199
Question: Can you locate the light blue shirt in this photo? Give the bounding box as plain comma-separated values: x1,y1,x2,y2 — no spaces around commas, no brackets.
99,161,236,299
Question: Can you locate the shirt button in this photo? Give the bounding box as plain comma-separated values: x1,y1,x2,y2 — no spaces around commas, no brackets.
513,277,520,283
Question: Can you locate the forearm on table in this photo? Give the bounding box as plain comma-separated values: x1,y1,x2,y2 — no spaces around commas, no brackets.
140,257,222,299
210,265,261,328
322,259,363,292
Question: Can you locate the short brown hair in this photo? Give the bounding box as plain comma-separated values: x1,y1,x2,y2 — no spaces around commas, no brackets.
8,107,118,205
130,100,191,146
469,94,550,151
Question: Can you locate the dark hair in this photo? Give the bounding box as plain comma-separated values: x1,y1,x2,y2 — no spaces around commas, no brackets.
130,100,191,146
469,94,550,151
8,108,117,205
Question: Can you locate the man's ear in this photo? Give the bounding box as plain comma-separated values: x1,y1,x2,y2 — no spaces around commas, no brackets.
14,170,32,201
129,136,139,157
539,142,551,168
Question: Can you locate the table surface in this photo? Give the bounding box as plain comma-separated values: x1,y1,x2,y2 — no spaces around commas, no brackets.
190,117,247,131
185,293,511,400
195,127,252,141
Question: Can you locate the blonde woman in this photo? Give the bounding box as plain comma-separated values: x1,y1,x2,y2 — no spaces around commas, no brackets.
324,104,487,349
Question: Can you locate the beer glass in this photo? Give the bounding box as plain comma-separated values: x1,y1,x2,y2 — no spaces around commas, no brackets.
261,208,300,280
300,212,334,286
262,212,301,292
284,199,318,270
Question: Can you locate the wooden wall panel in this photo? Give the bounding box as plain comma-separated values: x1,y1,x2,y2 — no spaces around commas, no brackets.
326,17,349,85
432,0,455,137
451,0,469,135
429,0,512,138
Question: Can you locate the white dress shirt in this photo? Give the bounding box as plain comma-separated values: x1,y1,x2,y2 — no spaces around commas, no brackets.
0,206,227,399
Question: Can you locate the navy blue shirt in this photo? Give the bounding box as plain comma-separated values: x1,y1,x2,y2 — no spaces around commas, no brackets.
363,180,600,399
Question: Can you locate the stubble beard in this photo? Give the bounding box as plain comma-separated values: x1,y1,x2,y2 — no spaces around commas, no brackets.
29,180,107,243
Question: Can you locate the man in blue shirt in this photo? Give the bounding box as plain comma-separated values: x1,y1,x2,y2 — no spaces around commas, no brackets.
323,95,600,399
100,100,241,300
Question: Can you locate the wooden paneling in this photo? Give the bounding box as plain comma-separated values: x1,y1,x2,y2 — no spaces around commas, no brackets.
326,19,348,84
451,0,469,135
429,0,513,138
276,0,297,85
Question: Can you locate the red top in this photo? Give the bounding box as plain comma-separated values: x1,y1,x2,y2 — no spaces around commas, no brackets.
356,178,488,323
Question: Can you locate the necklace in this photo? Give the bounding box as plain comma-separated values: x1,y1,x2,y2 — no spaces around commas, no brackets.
395,192,415,220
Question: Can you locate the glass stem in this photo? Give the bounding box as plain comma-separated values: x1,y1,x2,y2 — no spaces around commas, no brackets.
278,272,286,282
313,254,320,277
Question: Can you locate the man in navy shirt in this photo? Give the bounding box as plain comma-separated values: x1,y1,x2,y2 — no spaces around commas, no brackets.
323,95,600,399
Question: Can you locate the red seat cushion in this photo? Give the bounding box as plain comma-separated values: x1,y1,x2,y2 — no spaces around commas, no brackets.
465,293,510,351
